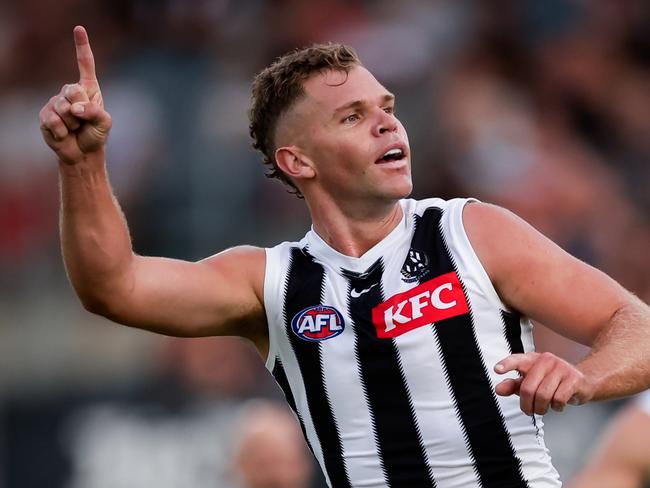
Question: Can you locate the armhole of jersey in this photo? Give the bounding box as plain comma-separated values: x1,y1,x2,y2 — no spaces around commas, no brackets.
263,246,281,371
445,198,511,312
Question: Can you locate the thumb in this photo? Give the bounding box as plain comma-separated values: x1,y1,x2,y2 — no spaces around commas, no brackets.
495,377,522,397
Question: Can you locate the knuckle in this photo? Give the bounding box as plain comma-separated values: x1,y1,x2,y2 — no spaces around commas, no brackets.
534,395,549,408
536,388,552,403
553,387,572,404
540,352,556,363
564,374,580,389
54,96,70,112
48,113,61,127
39,106,49,123
560,380,580,400
552,397,567,409
520,383,536,397
65,83,84,100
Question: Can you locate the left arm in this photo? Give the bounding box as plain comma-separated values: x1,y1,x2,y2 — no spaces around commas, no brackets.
464,202,650,415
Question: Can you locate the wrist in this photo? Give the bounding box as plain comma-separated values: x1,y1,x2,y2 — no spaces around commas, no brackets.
576,358,606,402
58,151,107,177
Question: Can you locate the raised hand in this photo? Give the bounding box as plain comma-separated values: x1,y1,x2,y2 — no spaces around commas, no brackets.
494,352,595,415
39,26,112,165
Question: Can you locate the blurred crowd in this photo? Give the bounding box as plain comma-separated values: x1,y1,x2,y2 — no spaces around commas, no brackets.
1,0,649,487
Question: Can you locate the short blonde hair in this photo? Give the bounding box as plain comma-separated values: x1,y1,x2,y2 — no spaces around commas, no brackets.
249,43,361,197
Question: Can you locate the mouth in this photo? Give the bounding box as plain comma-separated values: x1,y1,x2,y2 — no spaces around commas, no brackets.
375,144,408,167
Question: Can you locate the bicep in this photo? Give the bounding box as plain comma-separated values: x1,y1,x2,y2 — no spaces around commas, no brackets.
464,203,629,345
105,246,266,340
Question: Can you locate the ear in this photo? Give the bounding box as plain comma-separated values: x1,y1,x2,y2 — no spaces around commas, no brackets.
275,146,316,181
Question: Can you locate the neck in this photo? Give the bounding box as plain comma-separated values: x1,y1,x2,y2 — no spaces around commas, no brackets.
307,196,404,258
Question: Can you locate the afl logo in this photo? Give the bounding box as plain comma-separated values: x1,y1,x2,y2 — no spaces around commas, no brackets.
291,305,345,342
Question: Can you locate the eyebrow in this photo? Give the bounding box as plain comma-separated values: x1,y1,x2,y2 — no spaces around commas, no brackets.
333,93,395,116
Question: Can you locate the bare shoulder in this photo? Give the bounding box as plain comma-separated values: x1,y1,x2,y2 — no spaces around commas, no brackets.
194,245,268,351
461,201,627,344
461,201,541,282
199,245,266,302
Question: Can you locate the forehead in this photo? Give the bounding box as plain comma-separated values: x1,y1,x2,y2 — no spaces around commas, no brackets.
301,66,390,112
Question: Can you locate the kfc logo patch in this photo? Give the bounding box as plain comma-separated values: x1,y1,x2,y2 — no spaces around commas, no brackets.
291,305,345,342
371,272,469,338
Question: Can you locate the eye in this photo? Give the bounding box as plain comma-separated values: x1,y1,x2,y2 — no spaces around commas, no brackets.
383,106,395,115
343,113,360,124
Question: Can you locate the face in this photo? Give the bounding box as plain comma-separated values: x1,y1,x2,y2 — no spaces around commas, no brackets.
280,66,412,205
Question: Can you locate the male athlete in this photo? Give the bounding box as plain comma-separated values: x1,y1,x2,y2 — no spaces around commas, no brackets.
39,26,650,488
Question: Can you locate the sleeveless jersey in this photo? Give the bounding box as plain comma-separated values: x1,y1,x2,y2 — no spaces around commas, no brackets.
263,197,562,488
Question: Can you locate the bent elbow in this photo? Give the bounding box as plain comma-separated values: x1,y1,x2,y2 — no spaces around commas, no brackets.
77,288,128,323
79,292,113,317
72,274,134,322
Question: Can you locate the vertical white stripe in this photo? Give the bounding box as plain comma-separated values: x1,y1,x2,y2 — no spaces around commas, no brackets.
441,199,561,487
393,325,481,488
319,264,387,487
263,244,289,370
276,340,333,488
269,253,333,488
382,238,481,488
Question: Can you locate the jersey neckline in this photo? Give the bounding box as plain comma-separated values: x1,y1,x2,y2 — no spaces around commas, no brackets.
305,199,412,273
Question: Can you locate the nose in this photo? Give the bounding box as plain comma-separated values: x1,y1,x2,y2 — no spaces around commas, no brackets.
372,109,398,137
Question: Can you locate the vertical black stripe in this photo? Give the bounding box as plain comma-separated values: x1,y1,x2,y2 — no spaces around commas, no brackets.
502,311,525,355
345,259,436,488
411,208,528,488
501,311,541,439
284,247,351,488
272,357,315,456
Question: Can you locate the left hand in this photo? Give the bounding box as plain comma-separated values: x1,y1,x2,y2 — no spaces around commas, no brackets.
494,352,595,415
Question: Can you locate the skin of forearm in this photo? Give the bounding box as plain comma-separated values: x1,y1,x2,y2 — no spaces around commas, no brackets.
58,152,134,314
577,295,650,401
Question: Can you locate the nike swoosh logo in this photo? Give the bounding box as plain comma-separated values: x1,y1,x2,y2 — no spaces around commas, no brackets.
350,282,379,298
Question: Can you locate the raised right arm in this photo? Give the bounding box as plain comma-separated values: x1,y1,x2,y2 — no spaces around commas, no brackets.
39,27,267,351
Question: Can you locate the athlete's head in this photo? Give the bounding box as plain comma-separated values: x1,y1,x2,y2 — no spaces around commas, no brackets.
249,43,411,203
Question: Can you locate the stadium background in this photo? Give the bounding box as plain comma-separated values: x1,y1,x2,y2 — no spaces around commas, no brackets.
1,0,649,486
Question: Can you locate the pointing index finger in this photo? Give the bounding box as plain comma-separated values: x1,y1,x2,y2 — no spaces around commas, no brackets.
494,353,535,375
73,25,97,83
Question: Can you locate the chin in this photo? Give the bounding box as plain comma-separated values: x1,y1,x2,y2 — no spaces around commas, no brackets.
381,178,413,201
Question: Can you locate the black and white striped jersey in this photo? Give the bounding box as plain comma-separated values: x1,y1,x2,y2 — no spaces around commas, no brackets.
263,197,562,488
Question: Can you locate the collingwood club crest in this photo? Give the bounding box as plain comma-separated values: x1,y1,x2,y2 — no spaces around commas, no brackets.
401,248,429,283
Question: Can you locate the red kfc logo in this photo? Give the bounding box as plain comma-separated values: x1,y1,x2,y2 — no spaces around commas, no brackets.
371,272,469,338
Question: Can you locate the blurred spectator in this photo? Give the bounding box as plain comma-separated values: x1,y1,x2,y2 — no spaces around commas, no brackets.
5,336,278,488
567,391,650,488
2,0,649,485
231,401,317,488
